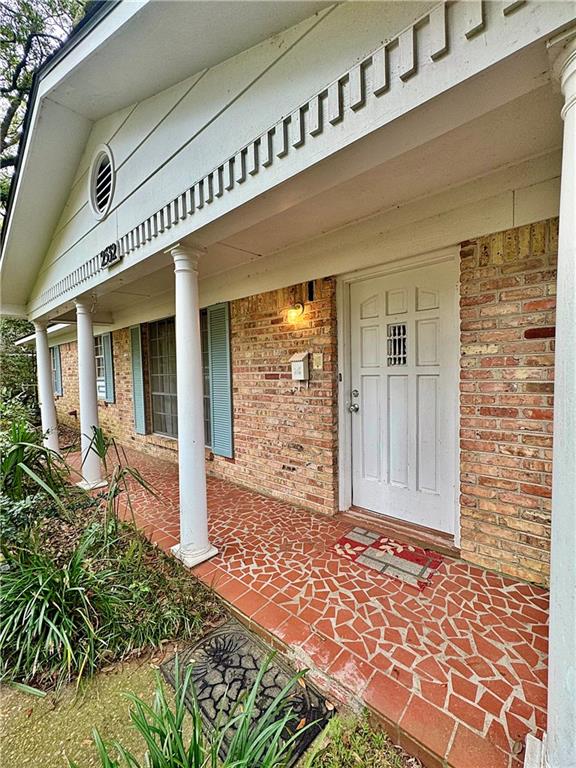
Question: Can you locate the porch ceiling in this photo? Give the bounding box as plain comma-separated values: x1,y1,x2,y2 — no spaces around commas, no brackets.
66,75,562,324
221,85,562,258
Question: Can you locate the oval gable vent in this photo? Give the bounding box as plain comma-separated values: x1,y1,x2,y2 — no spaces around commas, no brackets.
89,145,115,219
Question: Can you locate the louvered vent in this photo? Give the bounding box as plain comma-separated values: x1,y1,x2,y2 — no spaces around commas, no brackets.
89,145,115,219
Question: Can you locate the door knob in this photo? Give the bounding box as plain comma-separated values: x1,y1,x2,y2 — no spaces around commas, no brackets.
348,403,360,413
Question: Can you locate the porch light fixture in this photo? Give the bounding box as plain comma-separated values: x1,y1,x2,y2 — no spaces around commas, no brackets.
286,302,305,323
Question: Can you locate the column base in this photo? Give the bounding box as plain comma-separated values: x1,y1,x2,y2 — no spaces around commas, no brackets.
77,478,108,491
524,733,546,768
171,542,218,569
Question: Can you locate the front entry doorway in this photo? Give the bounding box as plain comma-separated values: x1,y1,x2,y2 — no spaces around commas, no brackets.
349,260,458,534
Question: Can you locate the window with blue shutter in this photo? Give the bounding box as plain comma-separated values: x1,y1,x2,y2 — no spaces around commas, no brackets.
130,325,147,435
207,303,233,458
102,332,115,403
51,345,63,396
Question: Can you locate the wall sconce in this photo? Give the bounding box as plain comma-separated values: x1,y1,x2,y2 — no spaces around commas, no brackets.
286,302,305,323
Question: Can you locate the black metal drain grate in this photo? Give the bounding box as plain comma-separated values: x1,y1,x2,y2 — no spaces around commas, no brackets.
161,620,334,765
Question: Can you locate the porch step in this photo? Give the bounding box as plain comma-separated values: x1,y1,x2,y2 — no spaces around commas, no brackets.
209,589,511,768
343,507,460,558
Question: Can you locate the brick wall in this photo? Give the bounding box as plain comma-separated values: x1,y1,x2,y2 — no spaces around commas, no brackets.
459,218,557,585
54,278,339,515
209,278,339,515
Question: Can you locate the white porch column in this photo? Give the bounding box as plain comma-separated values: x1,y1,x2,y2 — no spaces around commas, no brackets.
75,298,103,488
169,244,217,568
33,321,60,453
526,30,576,768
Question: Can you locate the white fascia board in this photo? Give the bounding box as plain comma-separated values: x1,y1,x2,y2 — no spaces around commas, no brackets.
0,2,143,268
0,303,28,318
37,3,145,99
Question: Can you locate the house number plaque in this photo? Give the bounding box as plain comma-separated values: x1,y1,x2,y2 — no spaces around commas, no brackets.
100,242,122,269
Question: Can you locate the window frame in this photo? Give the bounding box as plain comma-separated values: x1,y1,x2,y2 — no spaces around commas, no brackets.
94,335,106,401
148,317,178,439
50,345,62,396
146,314,213,447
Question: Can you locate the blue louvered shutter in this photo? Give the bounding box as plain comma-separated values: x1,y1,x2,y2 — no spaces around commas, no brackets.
102,332,115,403
130,326,147,435
52,346,63,396
207,303,233,458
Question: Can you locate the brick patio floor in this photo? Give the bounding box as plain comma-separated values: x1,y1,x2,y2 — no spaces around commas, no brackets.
106,448,548,768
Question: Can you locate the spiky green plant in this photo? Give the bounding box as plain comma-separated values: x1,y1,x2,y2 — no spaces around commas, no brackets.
0,420,71,505
84,427,156,540
71,655,316,768
0,525,125,689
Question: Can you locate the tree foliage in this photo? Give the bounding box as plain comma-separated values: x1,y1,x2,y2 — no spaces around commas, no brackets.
0,0,86,212
0,317,35,402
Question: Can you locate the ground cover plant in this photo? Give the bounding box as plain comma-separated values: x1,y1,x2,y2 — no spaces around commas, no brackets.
0,424,225,692
305,716,420,768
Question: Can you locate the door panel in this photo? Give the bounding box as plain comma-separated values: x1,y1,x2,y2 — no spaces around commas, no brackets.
350,261,457,533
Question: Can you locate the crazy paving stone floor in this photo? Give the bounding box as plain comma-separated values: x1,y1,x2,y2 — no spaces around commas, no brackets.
108,448,548,768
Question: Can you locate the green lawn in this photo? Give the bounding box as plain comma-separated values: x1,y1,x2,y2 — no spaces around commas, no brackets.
1,659,160,768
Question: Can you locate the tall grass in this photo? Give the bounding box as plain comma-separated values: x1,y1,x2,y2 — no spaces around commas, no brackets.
72,656,315,768
84,427,156,539
0,525,124,688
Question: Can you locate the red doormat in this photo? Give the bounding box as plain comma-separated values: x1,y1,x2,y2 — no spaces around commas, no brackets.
335,526,444,590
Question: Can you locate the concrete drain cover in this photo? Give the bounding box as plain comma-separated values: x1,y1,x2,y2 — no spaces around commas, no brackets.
161,620,334,765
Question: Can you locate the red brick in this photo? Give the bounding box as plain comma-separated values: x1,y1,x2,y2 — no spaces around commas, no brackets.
459,219,556,585
524,326,555,339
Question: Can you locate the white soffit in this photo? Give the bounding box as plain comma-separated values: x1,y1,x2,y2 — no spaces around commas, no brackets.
44,1,333,121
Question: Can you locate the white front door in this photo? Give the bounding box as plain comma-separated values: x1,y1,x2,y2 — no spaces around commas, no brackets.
350,261,458,533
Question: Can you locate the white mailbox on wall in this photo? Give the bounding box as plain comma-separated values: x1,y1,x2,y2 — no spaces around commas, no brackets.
290,352,309,381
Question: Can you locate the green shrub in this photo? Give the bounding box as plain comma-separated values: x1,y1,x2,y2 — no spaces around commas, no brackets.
0,389,37,432
0,526,125,689
0,520,224,690
72,656,312,768
305,715,408,768
0,318,37,406
0,419,70,503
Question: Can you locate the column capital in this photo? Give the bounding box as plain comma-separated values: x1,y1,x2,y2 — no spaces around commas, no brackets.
75,294,96,313
33,320,49,332
167,242,206,273
548,26,576,118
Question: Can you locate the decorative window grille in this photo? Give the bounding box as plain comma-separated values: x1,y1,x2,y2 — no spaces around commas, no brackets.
387,323,407,366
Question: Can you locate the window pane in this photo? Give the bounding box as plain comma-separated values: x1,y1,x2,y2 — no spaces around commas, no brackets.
94,336,106,400
148,314,212,445
200,309,211,447
148,319,178,438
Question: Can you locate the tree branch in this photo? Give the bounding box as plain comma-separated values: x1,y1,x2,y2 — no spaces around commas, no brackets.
0,154,18,169
1,91,24,151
